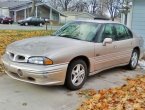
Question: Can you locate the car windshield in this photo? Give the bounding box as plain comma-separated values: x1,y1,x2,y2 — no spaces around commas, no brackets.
26,17,32,20
54,21,100,42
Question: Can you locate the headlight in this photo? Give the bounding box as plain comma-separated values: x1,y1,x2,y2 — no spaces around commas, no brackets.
27,57,53,65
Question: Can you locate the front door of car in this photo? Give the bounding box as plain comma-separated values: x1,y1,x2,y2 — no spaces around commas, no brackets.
94,24,118,71
31,18,36,25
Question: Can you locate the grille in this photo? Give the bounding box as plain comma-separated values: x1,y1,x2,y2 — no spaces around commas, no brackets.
8,52,27,62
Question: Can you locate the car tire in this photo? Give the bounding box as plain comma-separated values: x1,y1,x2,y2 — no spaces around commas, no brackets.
25,22,28,26
128,49,139,70
65,60,88,90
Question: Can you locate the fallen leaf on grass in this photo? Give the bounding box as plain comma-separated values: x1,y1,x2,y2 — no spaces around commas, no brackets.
0,64,4,73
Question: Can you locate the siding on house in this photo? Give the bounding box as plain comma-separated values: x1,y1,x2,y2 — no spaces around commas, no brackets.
132,0,145,38
75,13,95,20
0,7,9,16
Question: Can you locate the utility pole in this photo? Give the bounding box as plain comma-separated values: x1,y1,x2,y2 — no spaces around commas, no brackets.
124,1,130,25
120,0,132,25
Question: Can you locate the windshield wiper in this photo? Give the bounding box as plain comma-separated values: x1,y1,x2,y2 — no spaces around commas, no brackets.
59,35,70,37
58,35,81,40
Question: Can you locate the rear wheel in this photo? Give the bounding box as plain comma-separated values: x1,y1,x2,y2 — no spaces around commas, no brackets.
128,49,139,70
65,60,88,90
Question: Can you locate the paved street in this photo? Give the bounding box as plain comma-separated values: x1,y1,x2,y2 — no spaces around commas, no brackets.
0,24,60,30
0,65,144,110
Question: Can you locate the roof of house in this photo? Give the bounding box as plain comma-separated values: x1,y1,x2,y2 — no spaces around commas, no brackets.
1,0,66,16
40,3,66,16
62,11,95,18
0,0,31,8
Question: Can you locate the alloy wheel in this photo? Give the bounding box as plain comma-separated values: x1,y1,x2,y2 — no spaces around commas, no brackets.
71,64,85,86
131,51,138,68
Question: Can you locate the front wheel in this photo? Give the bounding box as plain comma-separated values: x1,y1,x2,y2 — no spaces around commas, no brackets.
128,49,139,70
25,22,28,26
1,20,3,24
39,23,43,26
65,60,88,90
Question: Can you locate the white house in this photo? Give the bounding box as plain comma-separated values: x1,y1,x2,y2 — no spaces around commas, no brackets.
0,0,66,24
0,7,9,16
61,11,95,23
121,0,145,44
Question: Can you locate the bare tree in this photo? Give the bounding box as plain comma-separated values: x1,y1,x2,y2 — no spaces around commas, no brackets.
89,0,98,14
49,0,59,9
105,0,124,21
58,0,74,11
69,0,88,12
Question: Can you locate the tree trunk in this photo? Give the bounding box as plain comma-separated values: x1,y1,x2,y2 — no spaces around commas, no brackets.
124,14,128,25
111,16,115,21
30,0,36,17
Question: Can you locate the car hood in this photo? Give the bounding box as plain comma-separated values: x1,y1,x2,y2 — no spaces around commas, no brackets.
7,36,87,56
18,19,28,22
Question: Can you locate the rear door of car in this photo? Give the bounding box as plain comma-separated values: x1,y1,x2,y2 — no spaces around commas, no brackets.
94,24,118,71
112,24,133,65
94,23,133,72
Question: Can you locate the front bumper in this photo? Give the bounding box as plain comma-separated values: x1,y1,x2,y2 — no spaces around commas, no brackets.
3,20,13,23
1,54,68,85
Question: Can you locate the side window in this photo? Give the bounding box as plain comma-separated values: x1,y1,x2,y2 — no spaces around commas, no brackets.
125,27,133,38
32,18,37,21
115,24,129,41
101,24,116,42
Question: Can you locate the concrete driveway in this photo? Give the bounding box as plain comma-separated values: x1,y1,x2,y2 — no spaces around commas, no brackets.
0,24,60,30
0,67,144,110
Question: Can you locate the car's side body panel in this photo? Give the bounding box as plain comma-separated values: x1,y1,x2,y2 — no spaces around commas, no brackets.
1,20,144,86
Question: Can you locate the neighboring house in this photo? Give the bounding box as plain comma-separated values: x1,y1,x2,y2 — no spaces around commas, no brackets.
0,7,9,16
121,0,145,44
0,1,66,24
61,11,95,23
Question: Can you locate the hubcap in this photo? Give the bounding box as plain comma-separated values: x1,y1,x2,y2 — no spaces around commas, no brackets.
131,52,138,68
25,23,28,26
40,23,42,26
71,64,85,86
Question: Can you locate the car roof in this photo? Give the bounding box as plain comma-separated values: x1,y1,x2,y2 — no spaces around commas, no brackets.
76,19,121,24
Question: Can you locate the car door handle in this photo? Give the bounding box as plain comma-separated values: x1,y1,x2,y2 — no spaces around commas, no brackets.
114,46,117,49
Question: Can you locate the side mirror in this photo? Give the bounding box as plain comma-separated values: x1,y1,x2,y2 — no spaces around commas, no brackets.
103,38,112,46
